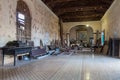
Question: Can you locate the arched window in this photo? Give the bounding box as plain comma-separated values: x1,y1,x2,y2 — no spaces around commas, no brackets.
16,0,31,42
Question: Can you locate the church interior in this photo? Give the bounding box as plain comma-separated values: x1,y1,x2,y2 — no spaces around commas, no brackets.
1,0,120,80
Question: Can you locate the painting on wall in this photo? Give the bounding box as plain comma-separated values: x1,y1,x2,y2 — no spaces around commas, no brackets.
79,31,88,41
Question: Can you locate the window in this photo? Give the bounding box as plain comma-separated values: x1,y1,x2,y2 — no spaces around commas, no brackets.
18,12,25,25
16,0,31,42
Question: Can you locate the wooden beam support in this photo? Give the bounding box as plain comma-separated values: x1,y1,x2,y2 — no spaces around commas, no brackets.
61,14,103,19
54,6,107,15
101,0,114,4
42,0,114,22
59,11,105,17
62,17,101,22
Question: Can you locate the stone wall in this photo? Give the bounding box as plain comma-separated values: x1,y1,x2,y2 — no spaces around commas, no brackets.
101,0,119,40
0,0,17,47
0,0,60,47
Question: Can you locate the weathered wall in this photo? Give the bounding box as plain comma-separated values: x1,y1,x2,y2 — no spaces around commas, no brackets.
101,0,120,40
0,0,17,47
0,0,60,47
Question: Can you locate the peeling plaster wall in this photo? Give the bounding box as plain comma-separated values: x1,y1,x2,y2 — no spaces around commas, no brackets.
0,0,60,47
101,0,120,40
0,0,17,47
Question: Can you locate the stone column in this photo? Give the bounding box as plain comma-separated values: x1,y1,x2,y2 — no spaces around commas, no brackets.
59,18,63,46
76,30,79,44
66,33,70,46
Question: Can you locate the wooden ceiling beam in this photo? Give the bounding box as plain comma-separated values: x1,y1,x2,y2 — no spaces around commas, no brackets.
62,17,101,22
48,0,76,3
52,0,111,9
60,11,105,17
61,14,103,19
42,0,114,22
101,0,114,4
46,0,76,8
54,6,107,15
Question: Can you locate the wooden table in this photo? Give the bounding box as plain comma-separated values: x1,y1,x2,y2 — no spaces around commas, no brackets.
1,47,32,66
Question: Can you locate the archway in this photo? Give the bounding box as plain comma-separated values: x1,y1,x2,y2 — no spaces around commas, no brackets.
16,0,31,42
69,25,94,47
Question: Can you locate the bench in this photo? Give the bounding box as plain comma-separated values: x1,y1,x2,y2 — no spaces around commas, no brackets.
31,48,47,58
47,45,60,55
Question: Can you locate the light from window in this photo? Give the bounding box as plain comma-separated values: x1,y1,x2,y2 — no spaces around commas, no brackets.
18,12,25,25
20,26,25,30
18,13,25,20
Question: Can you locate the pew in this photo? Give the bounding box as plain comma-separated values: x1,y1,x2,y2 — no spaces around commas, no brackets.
31,48,47,58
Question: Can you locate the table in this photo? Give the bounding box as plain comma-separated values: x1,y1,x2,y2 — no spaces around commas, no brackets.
1,47,32,66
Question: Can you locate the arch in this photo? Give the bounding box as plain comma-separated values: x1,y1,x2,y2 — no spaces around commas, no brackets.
68,24,93,33
63,21,101,33
16,0,32,42
69,25,94,47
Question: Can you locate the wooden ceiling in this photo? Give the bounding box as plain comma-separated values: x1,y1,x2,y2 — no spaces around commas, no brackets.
42,0,114,22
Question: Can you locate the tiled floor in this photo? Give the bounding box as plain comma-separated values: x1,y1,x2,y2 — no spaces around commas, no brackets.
0,51,120,80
